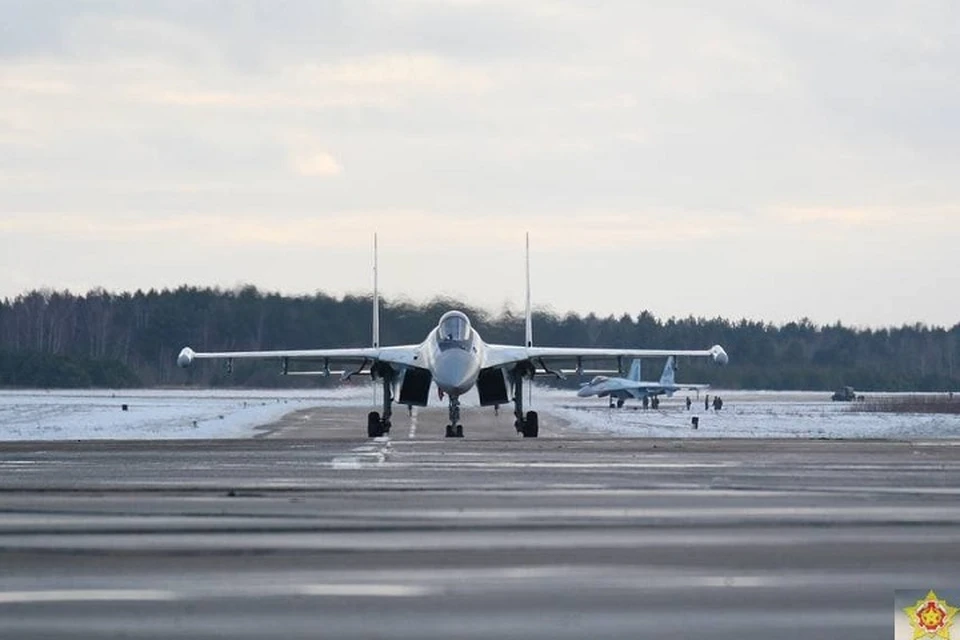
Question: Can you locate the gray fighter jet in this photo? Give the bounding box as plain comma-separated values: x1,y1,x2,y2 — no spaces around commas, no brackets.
178,235,727,438
577,356,710,408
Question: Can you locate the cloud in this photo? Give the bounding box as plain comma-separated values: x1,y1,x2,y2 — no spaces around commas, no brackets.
772,205,960,228
1,2,960,325
0,210,748,250
291,151,342,177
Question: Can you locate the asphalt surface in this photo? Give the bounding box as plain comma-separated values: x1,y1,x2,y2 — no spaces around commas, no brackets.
1,405,959,639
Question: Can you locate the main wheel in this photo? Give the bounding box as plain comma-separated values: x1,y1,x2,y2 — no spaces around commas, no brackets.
382,419,392,433
445,424,454,438
616,398,625,408
455,424,463,438
523,411,539,438
367,411,382,438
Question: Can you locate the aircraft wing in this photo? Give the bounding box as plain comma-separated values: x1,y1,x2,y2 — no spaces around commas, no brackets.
483,344,728,369
673,383,711,391
177,345,422,369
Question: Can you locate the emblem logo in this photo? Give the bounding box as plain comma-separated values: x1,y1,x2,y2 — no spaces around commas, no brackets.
902,590,959,640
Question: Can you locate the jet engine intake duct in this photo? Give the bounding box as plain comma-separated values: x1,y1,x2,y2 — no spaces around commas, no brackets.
398,367,432,406
477,367,509,406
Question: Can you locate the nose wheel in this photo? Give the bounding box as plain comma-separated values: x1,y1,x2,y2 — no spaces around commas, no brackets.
445,396,464,438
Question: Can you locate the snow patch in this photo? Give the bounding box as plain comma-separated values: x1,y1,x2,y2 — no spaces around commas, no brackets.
532,388,960,439
0,386,373,441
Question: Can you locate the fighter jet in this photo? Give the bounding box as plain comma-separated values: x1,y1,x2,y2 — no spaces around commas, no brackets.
577,356,709,408
177,235,728,439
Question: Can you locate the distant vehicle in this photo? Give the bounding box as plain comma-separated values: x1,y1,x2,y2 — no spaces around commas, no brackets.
577,356,710,408
831,386,857,401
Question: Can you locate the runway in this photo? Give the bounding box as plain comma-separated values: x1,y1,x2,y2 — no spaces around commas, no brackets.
1,406,959,639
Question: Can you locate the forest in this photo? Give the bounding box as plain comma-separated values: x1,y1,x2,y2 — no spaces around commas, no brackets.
0,286,958,391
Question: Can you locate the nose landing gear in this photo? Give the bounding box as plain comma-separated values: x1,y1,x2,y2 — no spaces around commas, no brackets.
445,395,463,438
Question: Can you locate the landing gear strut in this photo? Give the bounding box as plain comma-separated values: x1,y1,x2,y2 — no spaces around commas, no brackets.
367,375,394,438
445,395,463,438
512,373,539,438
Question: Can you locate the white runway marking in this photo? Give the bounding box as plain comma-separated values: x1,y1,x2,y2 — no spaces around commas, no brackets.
0,584,433,605
331,437,391,469
0,590,179,604
298,584,432,597
409,407,418,439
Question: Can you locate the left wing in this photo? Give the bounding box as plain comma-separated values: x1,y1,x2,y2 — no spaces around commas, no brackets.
483,344,728,370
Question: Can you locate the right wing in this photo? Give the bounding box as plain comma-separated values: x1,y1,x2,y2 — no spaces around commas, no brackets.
177,344,423,371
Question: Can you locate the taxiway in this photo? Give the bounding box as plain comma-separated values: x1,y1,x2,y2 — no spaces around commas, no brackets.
0,406,958,639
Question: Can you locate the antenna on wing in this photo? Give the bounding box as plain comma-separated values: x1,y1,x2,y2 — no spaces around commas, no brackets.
372,233,380,349
525,232,533,348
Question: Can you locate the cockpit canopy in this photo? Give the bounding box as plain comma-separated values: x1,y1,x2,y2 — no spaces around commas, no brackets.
436,310,472,349
589,376,608,386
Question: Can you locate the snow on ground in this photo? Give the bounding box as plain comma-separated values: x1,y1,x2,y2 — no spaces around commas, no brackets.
1,385,959,441
0,386,374,441
533,388,960,439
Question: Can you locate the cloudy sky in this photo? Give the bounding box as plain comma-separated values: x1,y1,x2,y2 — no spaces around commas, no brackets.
1,1,958,327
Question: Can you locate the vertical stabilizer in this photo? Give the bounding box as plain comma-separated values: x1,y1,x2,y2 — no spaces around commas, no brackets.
372,233,380,349
627,359,642,382
525,232,533,348
659,356,676,387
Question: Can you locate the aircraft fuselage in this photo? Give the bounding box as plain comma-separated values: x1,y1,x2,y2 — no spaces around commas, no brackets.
420,310,482,397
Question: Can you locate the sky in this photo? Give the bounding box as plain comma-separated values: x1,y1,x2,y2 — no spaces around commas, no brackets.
1,1,958,328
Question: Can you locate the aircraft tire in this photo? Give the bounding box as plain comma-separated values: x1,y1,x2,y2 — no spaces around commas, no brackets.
455,424,463,438
367,411,382,438
445,425,454,438
523,411,539,438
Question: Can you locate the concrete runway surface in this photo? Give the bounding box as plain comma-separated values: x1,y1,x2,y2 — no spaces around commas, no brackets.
1,405,959,639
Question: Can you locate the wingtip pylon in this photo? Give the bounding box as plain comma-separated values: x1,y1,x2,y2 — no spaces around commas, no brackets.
177,347,195,368
711,345,729,365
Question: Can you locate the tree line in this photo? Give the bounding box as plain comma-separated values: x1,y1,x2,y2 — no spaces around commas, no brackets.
0,286,958,391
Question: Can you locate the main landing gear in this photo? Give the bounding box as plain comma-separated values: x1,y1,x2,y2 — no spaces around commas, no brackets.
367,376,393,438
512,374,539,438
445,395,464,438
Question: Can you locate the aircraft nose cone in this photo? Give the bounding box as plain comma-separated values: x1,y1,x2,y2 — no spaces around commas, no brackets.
577,386,593,397
433,349,477,395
